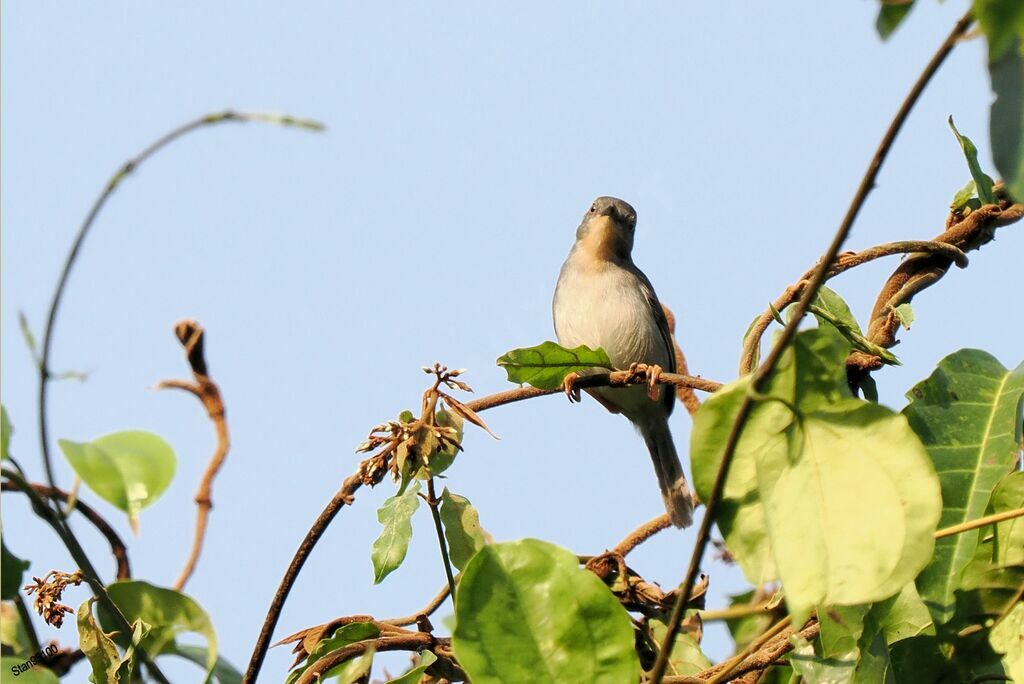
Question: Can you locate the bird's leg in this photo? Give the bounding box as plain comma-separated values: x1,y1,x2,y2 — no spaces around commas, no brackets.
563,371,582,403
645,364,664,401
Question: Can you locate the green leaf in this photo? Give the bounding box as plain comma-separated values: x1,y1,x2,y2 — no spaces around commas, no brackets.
452,539,639,683
331,646,375,684
285,622,379,684
741,313,765,370
384,651,437,684
948,117,998,205
989,35,1024,203
97,580,218,682
813,286,863,337
1,405,12,460
951,561,1024,640
724,591,776,651
1,538,30,600
0,657,59,684
990,601,1024,682
869,583,935,645
876,1,914,40
810,286,896,360
58,431,176,532
167,644,243,684
0,602,32,656
893,303,914,330
496,341,613,390
905,350,1024,624
439,488,488,572
78,597,122,684
988,472,1024,566
645,618,711,676
758,400,940,622
973,0,1024,60
692,327,941,620
371,481,421,584
951,179,978,212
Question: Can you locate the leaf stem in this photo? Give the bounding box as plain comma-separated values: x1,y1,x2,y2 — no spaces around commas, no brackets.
426,478,458,606
648,9,976,683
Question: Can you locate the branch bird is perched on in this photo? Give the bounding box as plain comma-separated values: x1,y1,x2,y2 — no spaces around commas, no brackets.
552,196,694,528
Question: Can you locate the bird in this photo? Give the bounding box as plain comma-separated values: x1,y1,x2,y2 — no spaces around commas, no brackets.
552,196,694,528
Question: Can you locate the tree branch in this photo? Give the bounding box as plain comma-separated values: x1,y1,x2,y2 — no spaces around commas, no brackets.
425,478,458,607
649,9,976,682
155,320,230,591
293,633,439,684
1,480,131,580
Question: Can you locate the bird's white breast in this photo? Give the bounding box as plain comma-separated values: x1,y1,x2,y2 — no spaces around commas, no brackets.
552,256,669,370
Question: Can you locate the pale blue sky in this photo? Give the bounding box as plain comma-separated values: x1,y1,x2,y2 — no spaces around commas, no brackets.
3,2,1020,681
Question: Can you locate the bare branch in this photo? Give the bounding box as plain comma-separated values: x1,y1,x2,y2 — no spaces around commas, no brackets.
156,320,231,592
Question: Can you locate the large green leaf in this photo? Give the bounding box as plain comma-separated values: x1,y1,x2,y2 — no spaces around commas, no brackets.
990,601,1024,682
1,538,30,600
693,328,941,621
452,539,639,683
989,36,1024,202
496,341,613,390
905,350,1024,624
285,622,379,684
97,580,217,682
0,657,59,683
973,0,1024,60
371,481,420,584
59,431,176,531
759,400,940,622
948,117,998,204
439,488,488,572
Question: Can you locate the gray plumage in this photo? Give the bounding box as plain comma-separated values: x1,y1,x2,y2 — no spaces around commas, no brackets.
552,196,694,528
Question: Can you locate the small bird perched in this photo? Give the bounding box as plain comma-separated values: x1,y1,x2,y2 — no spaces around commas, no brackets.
552,196,694,528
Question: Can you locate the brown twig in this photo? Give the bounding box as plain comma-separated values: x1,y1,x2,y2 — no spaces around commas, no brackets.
293,633,439,684
662,303,703,416
612,514,672,557
382,584,452,627
649,10,976,682
847,195,1023,381
1,480,131,580
155,320,230,591
739,239,971,374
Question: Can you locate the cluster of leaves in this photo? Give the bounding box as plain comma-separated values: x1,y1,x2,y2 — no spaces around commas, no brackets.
1,409,239,682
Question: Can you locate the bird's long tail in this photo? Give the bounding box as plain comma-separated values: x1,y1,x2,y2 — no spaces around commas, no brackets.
639,417,694,528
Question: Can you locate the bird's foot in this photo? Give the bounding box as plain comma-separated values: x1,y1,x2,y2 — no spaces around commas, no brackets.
625,363,663,401
645,364,664,401
563,371,582,403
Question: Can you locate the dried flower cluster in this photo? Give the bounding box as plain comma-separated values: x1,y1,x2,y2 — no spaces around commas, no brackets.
24,570,83,628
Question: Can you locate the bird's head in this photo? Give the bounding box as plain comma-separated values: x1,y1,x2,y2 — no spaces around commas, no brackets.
574,196,637,262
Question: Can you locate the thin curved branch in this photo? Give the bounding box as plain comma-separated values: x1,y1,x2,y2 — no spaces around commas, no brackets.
0,468,169,683
382,583,452,627
612,514,672,557
1,480,131,580
739,239,971,374
848,197,1023,377
649,10,976,682
155,320,231,591
294,634,439,684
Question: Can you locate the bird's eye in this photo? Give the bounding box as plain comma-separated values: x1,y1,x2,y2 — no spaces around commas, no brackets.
589,203,597,213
